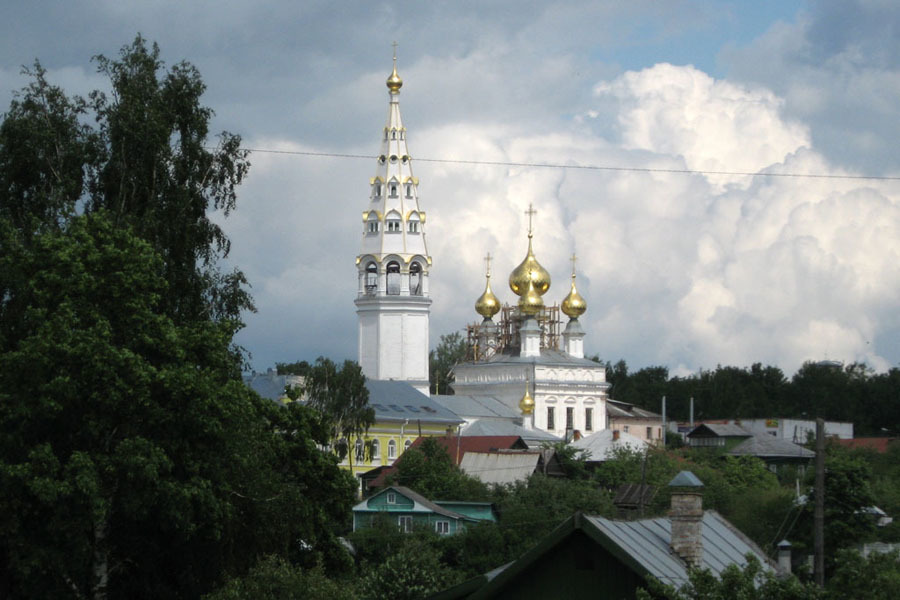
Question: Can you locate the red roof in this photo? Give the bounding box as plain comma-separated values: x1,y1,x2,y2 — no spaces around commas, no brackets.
834,438,897,453
364,434,526,489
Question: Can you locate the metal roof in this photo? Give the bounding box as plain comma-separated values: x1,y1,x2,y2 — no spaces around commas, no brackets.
457,348,605,369
571,429,647,461
729,434,815,460
459,452,543,485
365,380,464,424
431,394,520,420
585,511,772,587
607,399,662,420
688,423,752,438
242,371,302,403
352,485,474,521
461,419,561,447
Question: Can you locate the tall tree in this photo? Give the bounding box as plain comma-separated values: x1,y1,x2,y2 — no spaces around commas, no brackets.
429,332,467,395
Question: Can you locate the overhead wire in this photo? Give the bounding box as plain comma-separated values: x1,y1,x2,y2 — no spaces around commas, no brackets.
235,147,900,182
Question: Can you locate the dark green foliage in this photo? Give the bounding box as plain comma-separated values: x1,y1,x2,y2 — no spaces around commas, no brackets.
203,555,356,600
276,360,312,376
826,549,900,600
387,437,490,501
361,536,463,600
429,332,467,395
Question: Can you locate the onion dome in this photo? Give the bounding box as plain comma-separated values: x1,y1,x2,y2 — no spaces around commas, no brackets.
386,57,403,93
517,277,544,316
519,379,535,415
561,273,587,318
475,273,501,318
509,236,551,297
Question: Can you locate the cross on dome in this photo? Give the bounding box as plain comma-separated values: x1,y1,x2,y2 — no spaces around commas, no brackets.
525,204,537,238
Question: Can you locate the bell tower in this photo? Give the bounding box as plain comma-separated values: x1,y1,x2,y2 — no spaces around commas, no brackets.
355,48,432,395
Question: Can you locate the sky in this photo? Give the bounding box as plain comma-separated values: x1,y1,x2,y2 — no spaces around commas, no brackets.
3,1,900,377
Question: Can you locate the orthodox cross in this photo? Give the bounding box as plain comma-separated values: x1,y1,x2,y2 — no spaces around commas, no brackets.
570,253,578,277
392,41,398,61
484,252,493,278
525,203,537,237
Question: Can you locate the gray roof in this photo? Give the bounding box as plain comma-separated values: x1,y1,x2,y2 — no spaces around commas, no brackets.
669,471,704,487
459,452,543,485
607,399,662,420
461,419,561,447
571,429,647,460
729,434,815,460
583,511,772,587
688,423,752,438
457,348,605,369
353,485,473,521
365,380,464,425
431,395,520,420
242,371,302,402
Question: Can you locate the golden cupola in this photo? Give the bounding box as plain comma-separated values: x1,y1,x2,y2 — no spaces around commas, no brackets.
519,377,535,415
561,259,587,319
475,256,501,319
518,278,544,316
386,52,403,93
509,204,551,298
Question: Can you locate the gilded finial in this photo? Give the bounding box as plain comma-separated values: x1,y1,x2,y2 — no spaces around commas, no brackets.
387,42,403,93
561,253,587,318
475,252,501,318
519,374,535,415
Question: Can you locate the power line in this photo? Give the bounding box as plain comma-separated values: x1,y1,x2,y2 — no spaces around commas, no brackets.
237,147,900,182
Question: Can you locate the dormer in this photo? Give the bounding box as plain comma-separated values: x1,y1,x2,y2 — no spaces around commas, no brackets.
364,210,381,235
385,210,402,233
406,210,421,234
371,176,384,200
388,176,400,198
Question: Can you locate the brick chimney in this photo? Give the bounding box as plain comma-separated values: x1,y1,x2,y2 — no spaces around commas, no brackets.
668,471,704,568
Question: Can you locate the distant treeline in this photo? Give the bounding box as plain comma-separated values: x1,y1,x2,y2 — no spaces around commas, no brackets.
595,359,900,437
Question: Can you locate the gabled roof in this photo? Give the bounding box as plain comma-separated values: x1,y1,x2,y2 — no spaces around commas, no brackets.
606,399,662,420
366,380,464,425
459,451,551,485
571,429,647,460
687,423,752,438
729,434,815,460
461,419,561,447
352,485,473,522
431,395,520,420
460,510,773,598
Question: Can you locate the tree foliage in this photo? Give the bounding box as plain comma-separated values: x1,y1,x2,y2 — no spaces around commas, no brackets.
429,332,467,395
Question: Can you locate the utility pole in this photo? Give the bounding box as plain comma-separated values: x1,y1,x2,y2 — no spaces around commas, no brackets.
661,395,667,446
814,417,825,587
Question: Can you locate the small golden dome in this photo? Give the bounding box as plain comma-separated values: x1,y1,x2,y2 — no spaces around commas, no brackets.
475,275,501,318
509,237,551,297
517,277,544,316
561,274,587,318
386,60,403,93
519,380,535,415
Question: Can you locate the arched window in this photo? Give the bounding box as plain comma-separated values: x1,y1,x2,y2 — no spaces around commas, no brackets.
386,261,401,295
389,183,398,197
354,438,364,462
388,439,397,460
365,262,377,295
371,439,380,460
385,211,401,233
405,182,413,198
410,262,423,296
404,439,412,451
374,183,382,198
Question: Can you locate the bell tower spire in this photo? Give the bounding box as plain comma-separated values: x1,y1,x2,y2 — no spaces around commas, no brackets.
355,48,432,395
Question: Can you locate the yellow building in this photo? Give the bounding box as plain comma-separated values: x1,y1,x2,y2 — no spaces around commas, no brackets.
339,380,463,484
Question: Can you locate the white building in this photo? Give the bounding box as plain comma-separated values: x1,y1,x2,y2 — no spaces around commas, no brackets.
451,215,610,439
355,54,431,395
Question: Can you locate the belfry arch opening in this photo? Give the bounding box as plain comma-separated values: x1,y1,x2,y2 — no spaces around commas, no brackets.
386,261,401,295
365,262,378,295
410,262,423,296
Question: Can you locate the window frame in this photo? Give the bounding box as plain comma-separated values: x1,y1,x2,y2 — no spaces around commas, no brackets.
547,407,555,430
398,515,413,533
435,521,450,535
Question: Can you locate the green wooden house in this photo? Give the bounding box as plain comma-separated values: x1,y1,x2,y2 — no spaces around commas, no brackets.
352,486,496,535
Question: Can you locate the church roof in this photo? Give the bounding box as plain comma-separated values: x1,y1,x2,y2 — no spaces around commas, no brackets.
457,348,604,369
606,399,662,420
365,380,463,425
432,395,520,420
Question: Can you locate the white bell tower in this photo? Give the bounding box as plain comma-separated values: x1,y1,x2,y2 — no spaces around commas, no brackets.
355,48,432,395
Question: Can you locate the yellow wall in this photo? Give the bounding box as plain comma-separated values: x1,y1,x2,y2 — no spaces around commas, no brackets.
339,419,456,478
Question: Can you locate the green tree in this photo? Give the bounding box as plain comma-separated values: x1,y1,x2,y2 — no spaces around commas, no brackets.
204,555,355,600
388,437,490,501
300,357,374,465
429,332,467,395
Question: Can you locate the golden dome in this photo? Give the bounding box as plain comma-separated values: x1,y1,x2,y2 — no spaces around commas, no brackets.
386,59,403,93
519,379,535,415
517,277,544,316
475,275,501,318
509,237,551,297
561,274,587,318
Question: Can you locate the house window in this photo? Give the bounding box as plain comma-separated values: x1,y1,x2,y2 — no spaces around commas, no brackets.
398,516,413,533
367,220,379,234
355,438,364,462
404,439,412,451
371,439,380,460
410,262,423,296
623,425,629,433
374,183,382,197
387,492,396,504
389,184,398,198
408,220,418,233
386,219,401,232
435,521,450,535
386,261,401,295
585,408,593,432
646,427,652,440
547,407,555,430
388,439,397,459
566,407,574,430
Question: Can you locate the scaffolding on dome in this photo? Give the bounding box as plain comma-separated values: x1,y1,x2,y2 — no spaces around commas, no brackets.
466,303,561,361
